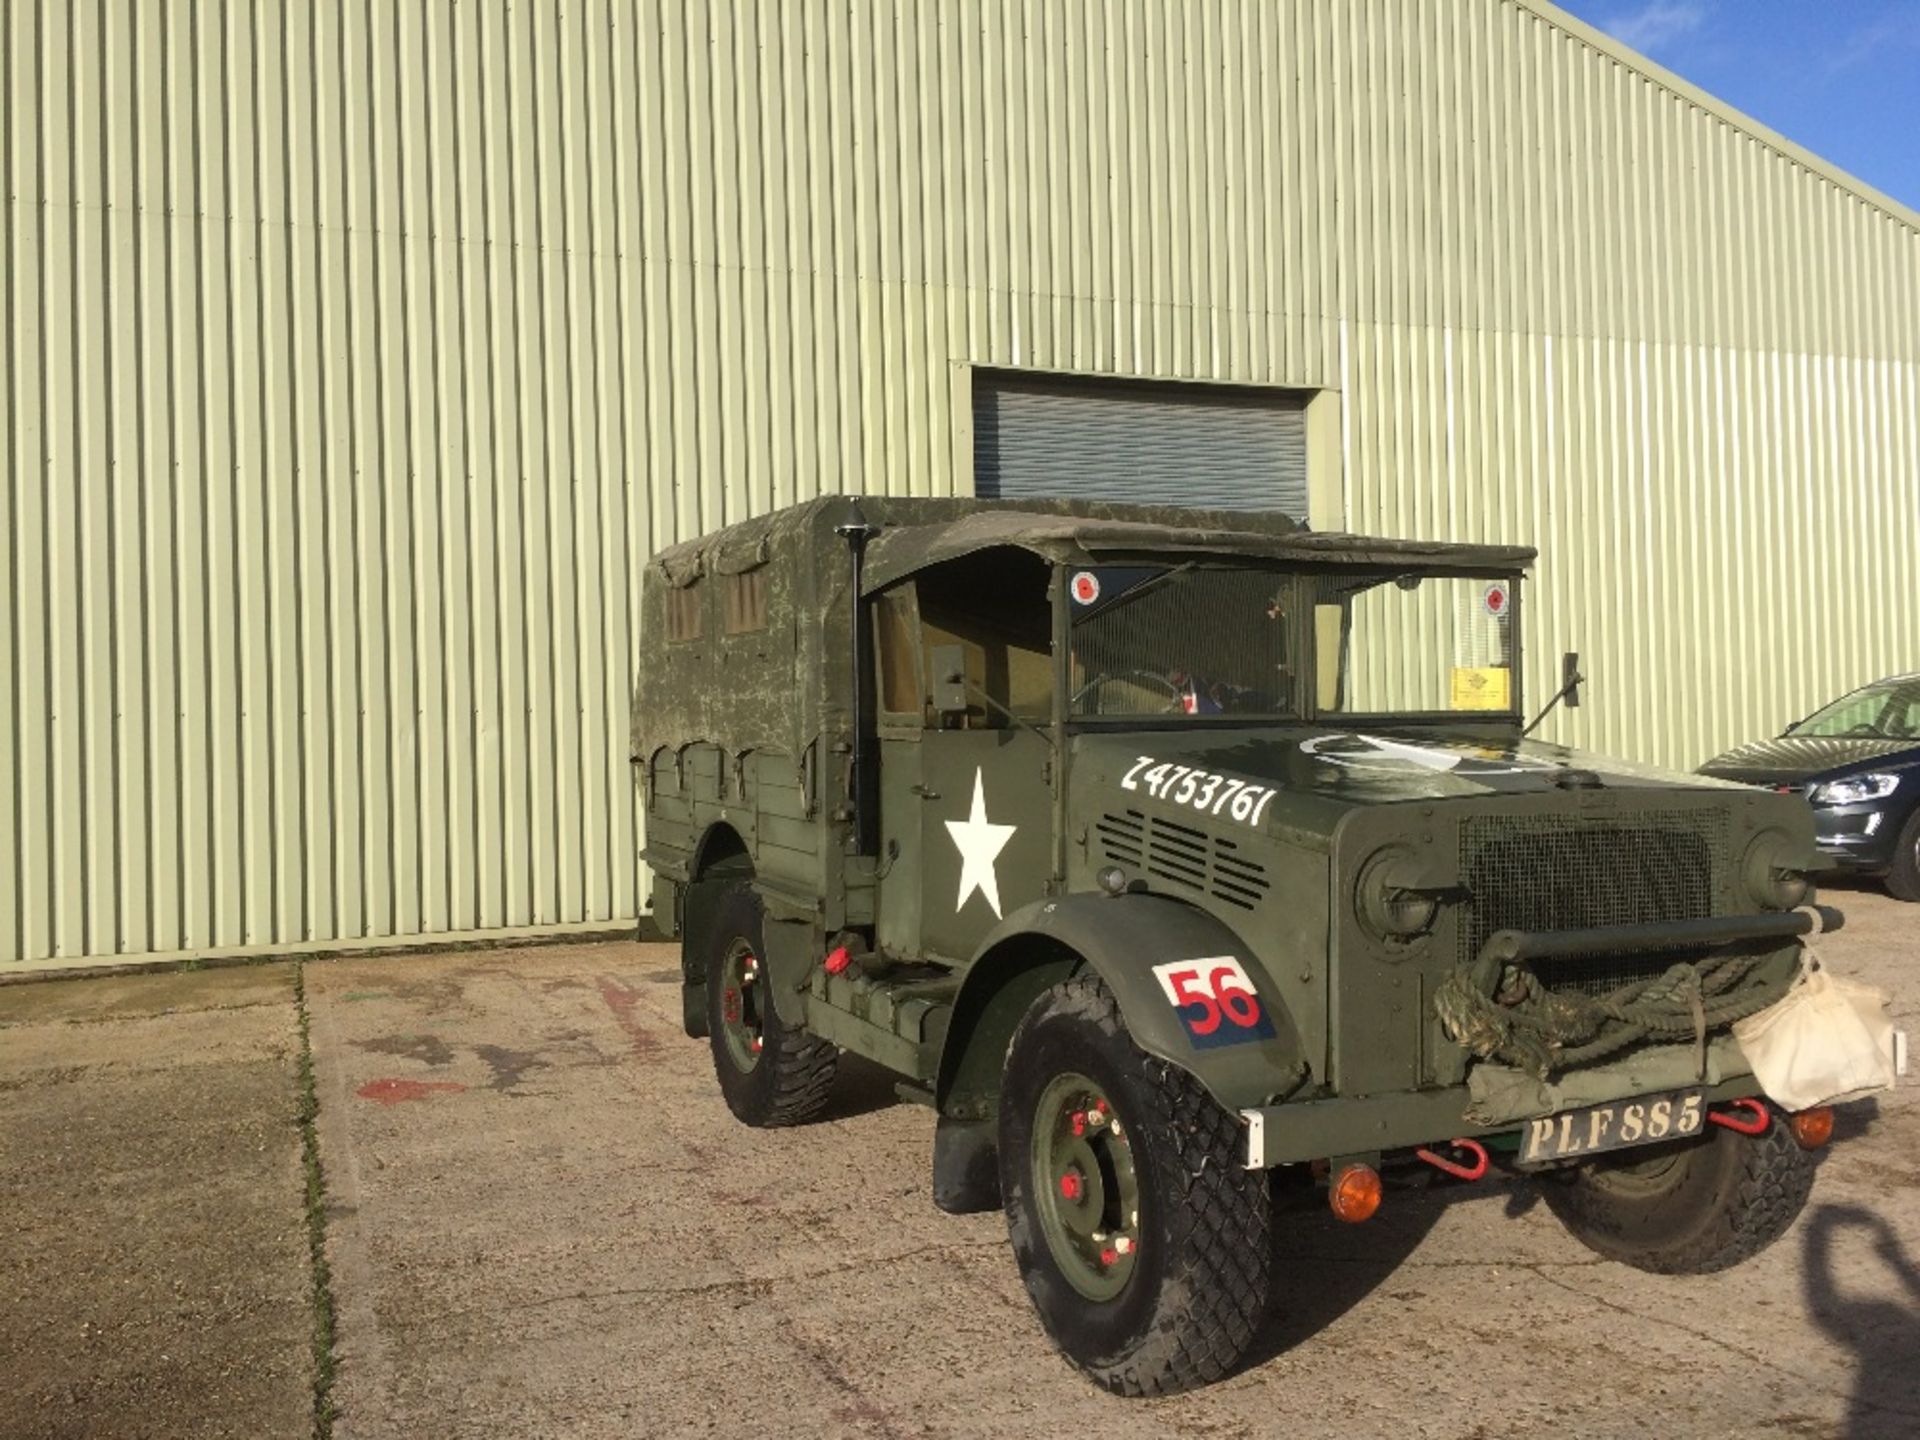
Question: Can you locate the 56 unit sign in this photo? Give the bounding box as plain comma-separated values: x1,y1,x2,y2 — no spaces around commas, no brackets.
1150,958,1278,1049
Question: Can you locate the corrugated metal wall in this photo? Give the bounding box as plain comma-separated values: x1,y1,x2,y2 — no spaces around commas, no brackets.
5,0,1917,969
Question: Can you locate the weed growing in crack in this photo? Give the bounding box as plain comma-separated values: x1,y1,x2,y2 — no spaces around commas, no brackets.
295,961,338,1439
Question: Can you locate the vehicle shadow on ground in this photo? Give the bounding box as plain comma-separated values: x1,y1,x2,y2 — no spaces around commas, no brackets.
1800,1203,1920,1439
1831,1094,1883,1143
1817,877,1882,898
1240,1170,1502,1370
817,1052,913,1121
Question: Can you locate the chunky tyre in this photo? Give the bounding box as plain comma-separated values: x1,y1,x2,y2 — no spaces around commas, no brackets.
1542,1107,1815,1274
703,884,838,1126
998,973,1271,1396
1885,810,1920,902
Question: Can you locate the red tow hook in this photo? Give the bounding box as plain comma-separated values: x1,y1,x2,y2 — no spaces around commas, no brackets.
1708,1097,1771,1135
1415,1137,1490,1182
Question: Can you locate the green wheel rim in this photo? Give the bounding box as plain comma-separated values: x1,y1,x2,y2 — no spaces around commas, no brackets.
718,938,765,1073
1029,1072,1141,1302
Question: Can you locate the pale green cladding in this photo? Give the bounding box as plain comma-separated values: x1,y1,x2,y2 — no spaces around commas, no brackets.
3,0,1916,968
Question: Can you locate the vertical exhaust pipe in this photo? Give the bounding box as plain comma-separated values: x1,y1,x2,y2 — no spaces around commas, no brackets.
834,500,879,854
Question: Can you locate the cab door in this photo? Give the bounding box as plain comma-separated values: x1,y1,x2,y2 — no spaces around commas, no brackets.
871,553,1058,965
915,728,1053,962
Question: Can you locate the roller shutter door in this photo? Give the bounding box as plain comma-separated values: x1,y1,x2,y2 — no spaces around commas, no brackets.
973,373,1309,517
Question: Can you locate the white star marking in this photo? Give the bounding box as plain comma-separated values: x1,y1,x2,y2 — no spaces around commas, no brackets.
945,767,1017,918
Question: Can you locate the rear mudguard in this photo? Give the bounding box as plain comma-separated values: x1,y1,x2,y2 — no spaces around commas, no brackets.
934,892,1310,1121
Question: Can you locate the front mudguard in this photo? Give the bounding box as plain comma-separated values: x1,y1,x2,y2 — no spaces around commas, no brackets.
934,892,1311,1122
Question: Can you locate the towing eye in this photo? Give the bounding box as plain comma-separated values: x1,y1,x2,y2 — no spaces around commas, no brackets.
1708,1097,1772,1135
1415,1137,1491,1181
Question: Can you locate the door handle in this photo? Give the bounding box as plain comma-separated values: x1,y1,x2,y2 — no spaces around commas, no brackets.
910,784,942,799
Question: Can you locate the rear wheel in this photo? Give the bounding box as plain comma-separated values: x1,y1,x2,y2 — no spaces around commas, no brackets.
1541,1107,1815,1274
703,885,838,1127
998,974,1271,1396
1885,810,1920,902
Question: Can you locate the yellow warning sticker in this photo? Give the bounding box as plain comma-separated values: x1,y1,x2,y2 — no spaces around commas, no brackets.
1450,666,1511,711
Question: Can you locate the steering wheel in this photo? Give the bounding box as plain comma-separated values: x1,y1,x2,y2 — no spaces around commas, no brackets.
1071,669,1186,715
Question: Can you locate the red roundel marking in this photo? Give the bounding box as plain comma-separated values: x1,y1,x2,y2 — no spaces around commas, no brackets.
1483,583,1509,617
1070,571,1101,605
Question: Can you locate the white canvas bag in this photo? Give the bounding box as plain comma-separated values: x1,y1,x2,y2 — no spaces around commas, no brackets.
1733,920,1898,1111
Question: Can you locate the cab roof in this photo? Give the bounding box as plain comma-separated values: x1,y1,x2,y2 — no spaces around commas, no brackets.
854,500,1535,592
646,495,1536,593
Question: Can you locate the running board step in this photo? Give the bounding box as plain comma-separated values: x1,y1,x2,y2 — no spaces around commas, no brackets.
804,968,955,1083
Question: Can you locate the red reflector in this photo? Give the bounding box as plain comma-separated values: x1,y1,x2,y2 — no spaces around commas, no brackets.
823,946,851,975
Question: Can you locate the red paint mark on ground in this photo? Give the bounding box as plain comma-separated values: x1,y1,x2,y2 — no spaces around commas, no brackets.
356,1077,469,1105
597,976,659,1058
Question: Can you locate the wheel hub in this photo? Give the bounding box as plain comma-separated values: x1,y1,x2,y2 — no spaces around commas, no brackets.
1031,1074,1140,1301
718,940,766,1072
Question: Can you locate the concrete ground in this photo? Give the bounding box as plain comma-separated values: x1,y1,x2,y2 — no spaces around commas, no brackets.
0,965,313,1440
2,890,1917,1440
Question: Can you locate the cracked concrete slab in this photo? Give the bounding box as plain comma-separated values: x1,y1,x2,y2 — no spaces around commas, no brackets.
0,964,312,1440
307,888,1920,1440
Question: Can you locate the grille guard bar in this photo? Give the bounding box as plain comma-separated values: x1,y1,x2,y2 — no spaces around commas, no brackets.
1473,905,1844,969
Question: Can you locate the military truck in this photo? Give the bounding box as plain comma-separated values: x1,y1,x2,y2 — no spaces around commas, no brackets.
633,496,1839,1394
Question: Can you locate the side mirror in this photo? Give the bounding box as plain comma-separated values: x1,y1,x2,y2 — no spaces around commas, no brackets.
1523,651,1588,738
930,643,969,718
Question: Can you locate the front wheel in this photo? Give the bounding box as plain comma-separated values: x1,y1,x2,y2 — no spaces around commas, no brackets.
1884,809,1920,902
998,974,1271,1396
1541,1106,1815,1274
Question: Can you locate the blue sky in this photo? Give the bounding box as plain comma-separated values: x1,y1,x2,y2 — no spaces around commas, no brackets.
1554,0,1920,213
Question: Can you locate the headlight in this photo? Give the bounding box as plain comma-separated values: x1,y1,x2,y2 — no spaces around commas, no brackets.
1743,830,1811,910
1357,849,1441,941
1810,772,1900,806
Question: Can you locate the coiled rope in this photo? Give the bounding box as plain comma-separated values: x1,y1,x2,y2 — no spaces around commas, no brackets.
1433,952,1786,1081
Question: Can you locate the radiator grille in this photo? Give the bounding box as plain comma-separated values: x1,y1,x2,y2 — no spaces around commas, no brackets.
1094,810,1272,911
1458,811,1728,994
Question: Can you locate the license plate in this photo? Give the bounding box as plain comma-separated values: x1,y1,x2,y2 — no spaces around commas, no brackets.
1517,1088,1707,1164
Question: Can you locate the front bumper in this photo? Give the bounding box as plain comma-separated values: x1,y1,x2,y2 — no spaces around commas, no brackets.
1241,906,1837,1171
1239,1047,1762,1169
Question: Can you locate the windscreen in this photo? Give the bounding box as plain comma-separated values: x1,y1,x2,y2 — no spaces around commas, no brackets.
1067,565,1294,717
1788,679,1920,739
1315,572,1518,715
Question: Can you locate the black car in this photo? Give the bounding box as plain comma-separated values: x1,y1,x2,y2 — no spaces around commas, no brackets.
1700,673,1920,901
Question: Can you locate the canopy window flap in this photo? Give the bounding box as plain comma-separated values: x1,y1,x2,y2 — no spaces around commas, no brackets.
657,546,707,588
710,534,773,575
